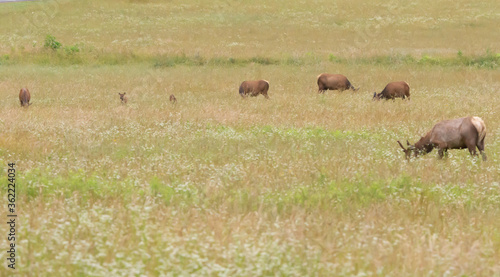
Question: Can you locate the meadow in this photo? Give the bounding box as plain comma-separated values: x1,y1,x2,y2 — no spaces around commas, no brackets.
1,0,500,276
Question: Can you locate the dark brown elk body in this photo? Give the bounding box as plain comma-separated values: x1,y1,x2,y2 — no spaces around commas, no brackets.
170,94,177,103
317,73,358,93
118,92,128,104
239,80,270,99
373,81,410,100
398,116,487,161
19,88,31,107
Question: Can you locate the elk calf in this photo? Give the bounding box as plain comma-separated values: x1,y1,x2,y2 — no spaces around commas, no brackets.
118,92,128,104
170,94,177,104
239,80,270,99
317,73,358,93
398,116,486,161
373,81,410,100
19,88,31,107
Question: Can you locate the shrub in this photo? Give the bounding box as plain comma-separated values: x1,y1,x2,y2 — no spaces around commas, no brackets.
328,54,340,63
64,44,80,54
44,35,62,50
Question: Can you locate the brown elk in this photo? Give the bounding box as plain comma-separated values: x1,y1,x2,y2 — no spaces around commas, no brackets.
398,116,487,161
373,81,410,100
170,94,177,104
239,80,270,99
19,88,31,107
317,73,359,93
118,92,128,104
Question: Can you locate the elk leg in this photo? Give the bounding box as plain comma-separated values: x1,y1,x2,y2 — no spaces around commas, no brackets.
438,148,445,159
465,137,478,157
477,139,487,161
318,85,325,94
478,150,487,161
436,142,449,159
467,144,477,157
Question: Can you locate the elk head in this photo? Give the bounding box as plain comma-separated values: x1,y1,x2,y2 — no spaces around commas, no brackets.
397,140,415,160
373,92,381,101
118,92,127,103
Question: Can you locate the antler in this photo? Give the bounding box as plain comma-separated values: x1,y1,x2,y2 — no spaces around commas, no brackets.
397,141,406,150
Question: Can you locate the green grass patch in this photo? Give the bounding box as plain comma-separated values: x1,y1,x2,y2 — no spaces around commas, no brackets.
1,47,499,68
341,51,500,69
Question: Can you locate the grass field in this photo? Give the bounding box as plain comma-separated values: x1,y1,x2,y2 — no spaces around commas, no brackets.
1,0,500,276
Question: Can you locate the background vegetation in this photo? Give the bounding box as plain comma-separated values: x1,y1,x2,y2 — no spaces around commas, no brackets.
0,0,499,275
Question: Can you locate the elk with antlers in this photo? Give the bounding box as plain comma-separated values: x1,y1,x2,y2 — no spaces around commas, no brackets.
398,116,486,160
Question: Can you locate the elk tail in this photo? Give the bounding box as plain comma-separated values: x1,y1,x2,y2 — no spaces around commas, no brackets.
316,74,322,82
262,80,270,92
471,116,486,143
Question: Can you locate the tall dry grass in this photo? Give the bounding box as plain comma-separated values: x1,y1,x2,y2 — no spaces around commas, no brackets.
0,63,499,275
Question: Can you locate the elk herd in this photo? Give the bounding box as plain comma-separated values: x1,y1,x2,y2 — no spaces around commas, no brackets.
15,72,488,161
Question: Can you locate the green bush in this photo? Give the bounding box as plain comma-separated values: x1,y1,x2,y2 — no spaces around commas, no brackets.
64,44,80,54
44,35,62,50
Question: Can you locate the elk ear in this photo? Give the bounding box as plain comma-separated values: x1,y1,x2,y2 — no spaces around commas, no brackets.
373,92,376,97
407,140,410,146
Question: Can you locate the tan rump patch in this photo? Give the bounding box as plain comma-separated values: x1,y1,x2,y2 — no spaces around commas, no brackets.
471,116,486,142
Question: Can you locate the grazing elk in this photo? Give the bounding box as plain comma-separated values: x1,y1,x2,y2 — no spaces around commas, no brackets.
239,80,270,99
398,116,487,161
317,73,359,93
373,81,410,101
170,94,177,104
19,88,31,107
118,92,128,104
